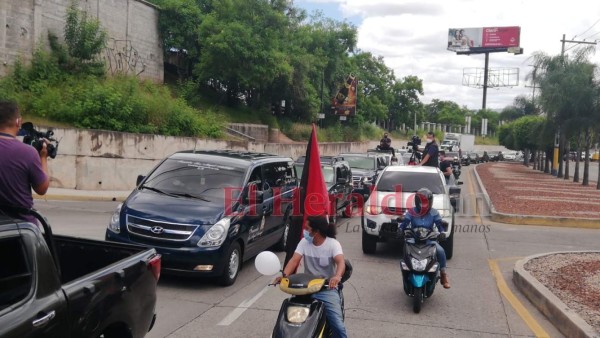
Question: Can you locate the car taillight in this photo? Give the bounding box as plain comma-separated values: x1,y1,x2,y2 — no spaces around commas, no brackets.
148,255,161,281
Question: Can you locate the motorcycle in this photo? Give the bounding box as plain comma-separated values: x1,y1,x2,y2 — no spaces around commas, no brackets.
398,226,443,313
254,251,353,338
451,158,461,180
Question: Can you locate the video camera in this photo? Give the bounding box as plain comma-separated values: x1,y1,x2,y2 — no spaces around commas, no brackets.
407,135,421,150
20,122,60,159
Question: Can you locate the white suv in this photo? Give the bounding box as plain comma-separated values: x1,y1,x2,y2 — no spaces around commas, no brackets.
361,166,459,258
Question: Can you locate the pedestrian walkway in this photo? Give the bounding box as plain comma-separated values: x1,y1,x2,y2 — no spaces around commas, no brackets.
476,162,600,219
34,187,131,202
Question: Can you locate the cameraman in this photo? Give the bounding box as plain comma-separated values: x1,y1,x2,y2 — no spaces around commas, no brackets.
0,101,49,222
417,131,439,167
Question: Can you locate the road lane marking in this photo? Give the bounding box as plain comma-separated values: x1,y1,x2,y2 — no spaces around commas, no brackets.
492,256,525,262
467,167,481,219
217,285,271,326
488,259,550,338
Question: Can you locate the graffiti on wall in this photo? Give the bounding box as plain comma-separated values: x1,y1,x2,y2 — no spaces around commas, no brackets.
104,38,146,76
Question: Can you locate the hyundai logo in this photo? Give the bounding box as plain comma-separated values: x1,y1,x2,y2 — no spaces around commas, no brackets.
150,226,165,234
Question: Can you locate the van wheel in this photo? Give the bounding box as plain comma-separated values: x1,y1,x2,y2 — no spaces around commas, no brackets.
274,215,290,252
218,242,241,286
362,230,377,254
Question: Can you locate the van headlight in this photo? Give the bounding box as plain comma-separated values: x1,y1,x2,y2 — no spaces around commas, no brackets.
197,218,231,247
108,203,123,233
365,204,381,215
287,306,310,323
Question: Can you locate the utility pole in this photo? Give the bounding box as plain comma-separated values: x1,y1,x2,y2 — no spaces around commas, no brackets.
561,33,597,56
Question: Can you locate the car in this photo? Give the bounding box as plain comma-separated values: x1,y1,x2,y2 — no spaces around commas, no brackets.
338,152,389,189
503,152,515,161
468,152,480,164
461,153,471,166
106,150,298,286
294,156,355,223
1,210,160,338
361,165,461,259
488,151,502,162
446,151,461,167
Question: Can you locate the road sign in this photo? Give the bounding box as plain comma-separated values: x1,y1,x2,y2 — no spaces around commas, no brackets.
318,113,325,119
340,116,347,121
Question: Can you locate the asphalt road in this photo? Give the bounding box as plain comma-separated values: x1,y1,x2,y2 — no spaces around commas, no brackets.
33,166,600,338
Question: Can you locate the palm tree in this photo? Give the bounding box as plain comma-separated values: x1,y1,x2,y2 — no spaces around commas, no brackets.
532,48,597,184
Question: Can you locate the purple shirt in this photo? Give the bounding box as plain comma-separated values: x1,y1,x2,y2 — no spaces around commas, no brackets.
0,137,47,222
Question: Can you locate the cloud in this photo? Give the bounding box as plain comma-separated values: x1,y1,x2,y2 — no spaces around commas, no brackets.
302,0,600,109
340,1,444,17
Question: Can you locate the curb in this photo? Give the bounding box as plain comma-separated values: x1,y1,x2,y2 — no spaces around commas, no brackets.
513,252,600,338
33,194,129,202
472,165,600,229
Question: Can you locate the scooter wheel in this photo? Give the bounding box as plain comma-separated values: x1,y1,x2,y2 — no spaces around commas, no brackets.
413,287,423,313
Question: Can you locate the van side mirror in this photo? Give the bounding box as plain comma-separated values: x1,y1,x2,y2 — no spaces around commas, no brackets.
136,175,145,186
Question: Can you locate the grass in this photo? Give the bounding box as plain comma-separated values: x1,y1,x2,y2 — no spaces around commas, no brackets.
475,135,499,145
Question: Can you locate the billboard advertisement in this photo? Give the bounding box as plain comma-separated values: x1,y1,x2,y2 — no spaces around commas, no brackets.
448,26,520,53
331,73,358,116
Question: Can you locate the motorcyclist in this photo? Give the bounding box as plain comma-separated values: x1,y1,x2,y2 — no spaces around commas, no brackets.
379,132,391,150
377,132,395,157
275,216,347,338
438,151,453,184
398,188,450,289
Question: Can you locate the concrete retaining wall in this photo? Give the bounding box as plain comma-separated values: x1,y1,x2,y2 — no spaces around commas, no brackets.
0,0,163,82
227,123,269,143
44,128,372,191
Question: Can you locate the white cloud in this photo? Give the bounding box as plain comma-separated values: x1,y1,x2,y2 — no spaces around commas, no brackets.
303,0,600,110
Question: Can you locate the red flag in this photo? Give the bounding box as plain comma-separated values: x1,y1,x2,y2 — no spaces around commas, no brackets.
284,124,330,266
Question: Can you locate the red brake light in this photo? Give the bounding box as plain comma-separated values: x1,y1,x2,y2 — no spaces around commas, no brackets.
148,254,161,281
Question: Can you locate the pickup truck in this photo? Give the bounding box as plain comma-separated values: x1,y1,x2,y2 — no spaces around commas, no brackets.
0,208,160,338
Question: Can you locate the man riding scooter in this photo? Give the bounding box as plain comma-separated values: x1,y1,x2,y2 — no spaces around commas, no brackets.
274,216,348,338
399,188,451,289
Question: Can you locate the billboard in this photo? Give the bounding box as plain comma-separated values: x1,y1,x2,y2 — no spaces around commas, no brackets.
331,73,358,116
448,26,520,53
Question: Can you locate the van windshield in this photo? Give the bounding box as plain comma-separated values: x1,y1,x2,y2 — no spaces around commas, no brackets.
142,159,246,200
294,164,334,183
376,171,444,194
343,156,376,170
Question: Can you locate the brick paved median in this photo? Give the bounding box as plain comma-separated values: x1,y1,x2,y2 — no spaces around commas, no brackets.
476,162,600,218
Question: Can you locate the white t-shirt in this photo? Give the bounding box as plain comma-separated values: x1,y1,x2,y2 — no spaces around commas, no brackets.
295,237,343,278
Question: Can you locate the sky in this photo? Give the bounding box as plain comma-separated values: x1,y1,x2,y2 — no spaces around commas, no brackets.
296,0,600,111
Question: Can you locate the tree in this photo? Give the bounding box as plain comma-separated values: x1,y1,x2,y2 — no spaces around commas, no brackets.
533,48,598,184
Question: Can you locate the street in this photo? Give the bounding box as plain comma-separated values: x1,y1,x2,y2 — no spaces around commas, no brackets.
33,166,600,338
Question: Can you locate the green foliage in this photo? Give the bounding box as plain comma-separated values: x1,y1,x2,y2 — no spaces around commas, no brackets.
61,1,107,75
499,115,546,151
0,52,222,139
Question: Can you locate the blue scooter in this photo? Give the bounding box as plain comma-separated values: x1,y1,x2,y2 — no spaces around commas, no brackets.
399,226,443,313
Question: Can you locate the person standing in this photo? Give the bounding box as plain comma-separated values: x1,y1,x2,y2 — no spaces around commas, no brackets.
0,101,49,222
418,131,439,167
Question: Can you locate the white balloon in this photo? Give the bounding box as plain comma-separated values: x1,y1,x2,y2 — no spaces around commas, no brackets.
255,251,281,276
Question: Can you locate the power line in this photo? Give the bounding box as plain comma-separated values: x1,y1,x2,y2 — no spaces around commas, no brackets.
561,33,597,56
575,18,600,38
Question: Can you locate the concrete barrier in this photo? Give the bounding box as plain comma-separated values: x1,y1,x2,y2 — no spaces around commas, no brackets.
43,127,372,191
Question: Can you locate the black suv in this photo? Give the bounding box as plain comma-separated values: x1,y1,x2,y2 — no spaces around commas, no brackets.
106,150,298,286
294,156,355,223
338,153,388,190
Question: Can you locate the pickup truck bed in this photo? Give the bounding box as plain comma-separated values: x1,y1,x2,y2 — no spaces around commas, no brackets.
0,214,160,338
